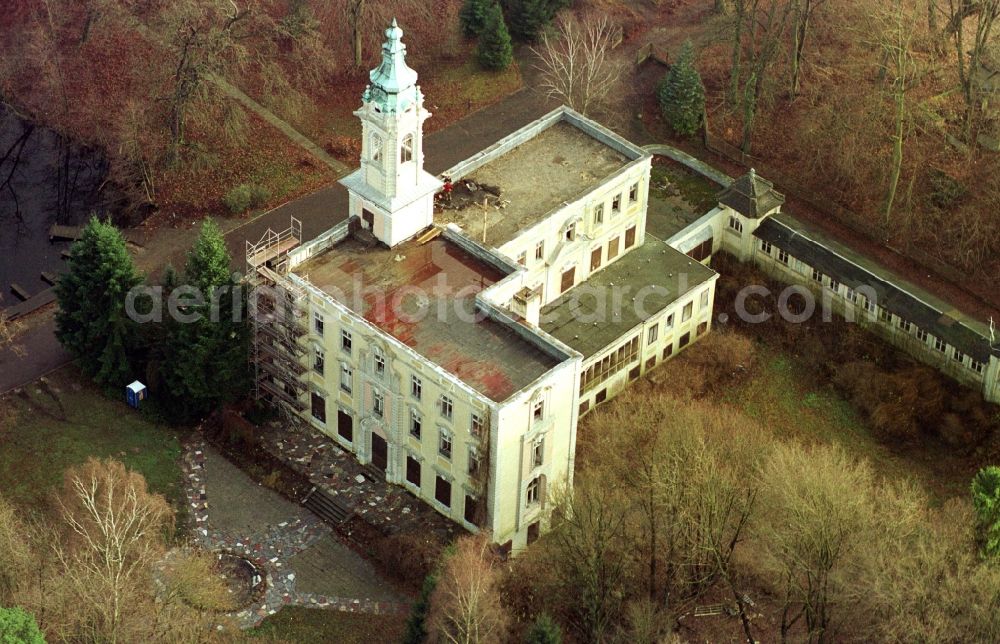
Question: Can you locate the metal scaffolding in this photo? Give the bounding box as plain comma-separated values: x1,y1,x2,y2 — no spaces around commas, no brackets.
246,217,307,415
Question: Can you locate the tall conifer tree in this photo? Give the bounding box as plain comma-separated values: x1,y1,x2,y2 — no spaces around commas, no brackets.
162,219,248,421
657,40,706,137
55,216,142,387
477,3,514,71
460,0,493,37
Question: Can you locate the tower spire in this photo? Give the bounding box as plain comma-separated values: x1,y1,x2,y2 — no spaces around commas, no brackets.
364,18,419,113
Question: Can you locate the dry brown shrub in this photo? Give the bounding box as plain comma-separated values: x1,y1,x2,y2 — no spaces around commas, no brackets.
161,550,240,613
372,531,445,587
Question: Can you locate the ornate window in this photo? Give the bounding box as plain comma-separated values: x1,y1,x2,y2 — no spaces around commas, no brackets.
370,133,383,162
374,347,385,377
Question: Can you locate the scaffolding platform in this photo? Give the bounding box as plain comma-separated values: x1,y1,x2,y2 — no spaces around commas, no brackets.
246,216,309,417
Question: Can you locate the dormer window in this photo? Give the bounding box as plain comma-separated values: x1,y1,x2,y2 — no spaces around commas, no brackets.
371,133,383,162
401,134,413,163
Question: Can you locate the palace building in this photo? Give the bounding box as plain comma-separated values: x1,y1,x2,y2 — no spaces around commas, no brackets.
246,21,1000,551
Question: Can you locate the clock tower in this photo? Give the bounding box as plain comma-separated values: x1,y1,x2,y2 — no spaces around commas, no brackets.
339,19,442,247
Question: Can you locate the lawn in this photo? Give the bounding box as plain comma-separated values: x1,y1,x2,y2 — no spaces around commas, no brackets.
0,365,184,513
243,607,407,643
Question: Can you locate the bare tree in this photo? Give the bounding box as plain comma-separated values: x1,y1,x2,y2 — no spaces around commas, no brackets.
947,0,1000,140
426,533,510,644
532,15,622,117
757,443,880,643
871,0,920,231
52,458,174,643
789,0,828,98
729,0,796,152
0,494,34,605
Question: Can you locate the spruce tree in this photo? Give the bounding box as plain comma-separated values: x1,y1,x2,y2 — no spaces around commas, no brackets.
402,572,438,644
460,0,493,37
55,216,142,388
972,466,1000,557
477,3,514,71
0,607,45,644
657,40,706,138
525,612,563,644
507,0,550,43
163,219,248,421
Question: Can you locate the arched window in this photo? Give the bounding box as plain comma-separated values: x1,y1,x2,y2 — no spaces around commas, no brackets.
401,134,413,163
371,133,383,163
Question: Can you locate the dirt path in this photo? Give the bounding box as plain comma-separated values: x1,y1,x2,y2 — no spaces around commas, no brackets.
206,73,349,175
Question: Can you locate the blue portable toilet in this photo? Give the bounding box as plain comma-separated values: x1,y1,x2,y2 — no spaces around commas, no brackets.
126,380,147,409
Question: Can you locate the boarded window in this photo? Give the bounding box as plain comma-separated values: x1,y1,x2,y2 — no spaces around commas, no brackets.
608,237,620,259
629,365,640,380
679,332,691,348
663,344,674,359
595,388,608,403
624,226,636,249
697,321,708,336
590,247,602,271
561,267,575,293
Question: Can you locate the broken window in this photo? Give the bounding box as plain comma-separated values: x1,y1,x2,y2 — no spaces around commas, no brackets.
410,410,422,439
401,133,413,163
526,477,540,505
311,392,326,424
440,395,453,420
337,409,353,441
313,312,324,336
435,476,451,507
340,364,352,394
374,348,385,377
406,456,421,486
341,329,352,354
439,429,452,459
532,438,544,467
373,390,384,417
612,193,621,213
468,447,480,475
565,223,576,241
629,182,639,203
535,241,544,261
411,375,422,400
532,399,545,422
464,494,480,525
471,412,484,437
313,347,324,375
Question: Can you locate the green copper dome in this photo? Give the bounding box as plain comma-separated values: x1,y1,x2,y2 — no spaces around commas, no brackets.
364,18,419,113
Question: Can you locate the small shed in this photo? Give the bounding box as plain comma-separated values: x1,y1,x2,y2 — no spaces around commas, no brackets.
126,381,147,409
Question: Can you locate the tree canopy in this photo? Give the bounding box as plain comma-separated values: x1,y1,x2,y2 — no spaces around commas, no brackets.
477,4,514,71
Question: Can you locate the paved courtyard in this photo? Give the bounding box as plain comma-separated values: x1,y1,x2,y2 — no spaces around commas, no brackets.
181,440,409,628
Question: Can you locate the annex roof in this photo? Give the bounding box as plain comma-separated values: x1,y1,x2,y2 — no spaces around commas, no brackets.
540,238,717,358
718,168,785,219
292,235,560,401
438,108,648,247
754,215,999,363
